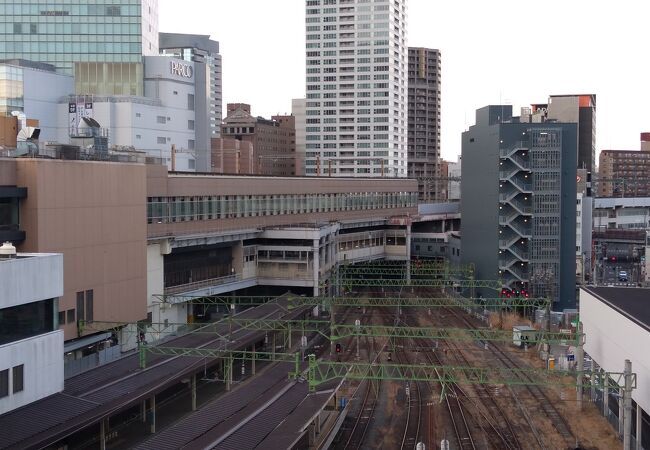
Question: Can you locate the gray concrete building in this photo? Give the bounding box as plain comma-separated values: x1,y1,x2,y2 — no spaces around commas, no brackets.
408,47,441,201
461,105,578,310
159,33,222,172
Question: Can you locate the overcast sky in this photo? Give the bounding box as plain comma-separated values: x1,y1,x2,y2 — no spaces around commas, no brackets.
160,0,650,161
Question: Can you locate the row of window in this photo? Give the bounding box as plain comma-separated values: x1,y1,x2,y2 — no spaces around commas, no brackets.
0,365,23,398
147,192,417,223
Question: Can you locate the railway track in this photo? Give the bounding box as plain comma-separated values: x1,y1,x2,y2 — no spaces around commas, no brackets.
393,340,423,450
444,303,575,445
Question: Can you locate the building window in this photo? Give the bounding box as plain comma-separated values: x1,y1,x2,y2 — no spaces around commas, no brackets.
157,116,167,124
12,365,23,393
0,369,7,398
187,94,195,111
136,113,141,118
188,140,195,150
85,290,94,322
105,5,121,16
76,292,85,323
66,309,75,324
157,137,167,145
188,120,195,130
58,311,65,325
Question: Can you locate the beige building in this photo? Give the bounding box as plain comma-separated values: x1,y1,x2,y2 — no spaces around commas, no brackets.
221,103,296,176
0,157,147,341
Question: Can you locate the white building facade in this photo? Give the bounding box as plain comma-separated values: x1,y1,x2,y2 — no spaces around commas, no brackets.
0,252,64,415
55,55,200,171
304,0,408,177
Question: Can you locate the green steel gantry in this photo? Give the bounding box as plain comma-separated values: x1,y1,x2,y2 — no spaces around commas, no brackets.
82,316,579,346
330,278,501,289
304,354,636,392
286,295,550,309
134,345,636,394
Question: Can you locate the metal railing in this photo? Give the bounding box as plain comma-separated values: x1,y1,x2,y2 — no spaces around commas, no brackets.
164,274,241,295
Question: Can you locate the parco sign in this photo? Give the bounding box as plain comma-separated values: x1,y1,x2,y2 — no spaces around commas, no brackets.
170,60,193,78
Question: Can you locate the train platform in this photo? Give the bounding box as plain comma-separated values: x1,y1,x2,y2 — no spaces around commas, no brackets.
0,298,310,450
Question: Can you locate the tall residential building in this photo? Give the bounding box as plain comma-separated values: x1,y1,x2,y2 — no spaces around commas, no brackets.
461,105,578,310
547,94,596,172
407,47,441,200
0,0,159,95
292,98,307,176
304,0,408,177
221,104,297,176
598,134,650,197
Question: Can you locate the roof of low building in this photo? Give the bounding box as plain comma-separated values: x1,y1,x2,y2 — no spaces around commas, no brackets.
581,286,650,332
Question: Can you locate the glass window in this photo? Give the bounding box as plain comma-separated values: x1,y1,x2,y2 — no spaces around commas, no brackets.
0,299,55,345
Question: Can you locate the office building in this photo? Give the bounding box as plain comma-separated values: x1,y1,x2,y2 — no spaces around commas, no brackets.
0,246,63,415
304,0,408,177
221,104,297,176
547,94,596,172
461,105,577,309
407,47,441,200
0,0,159,95
159,32,222,142
599,133,650,197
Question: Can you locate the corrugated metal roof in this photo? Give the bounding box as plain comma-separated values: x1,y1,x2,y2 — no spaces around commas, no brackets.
256,390,334,450
211,383,309,450
134,363,292,450
0,393,99,450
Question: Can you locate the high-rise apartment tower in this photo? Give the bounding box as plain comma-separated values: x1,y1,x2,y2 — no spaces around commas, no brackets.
304,0,408,177
407,47,441,200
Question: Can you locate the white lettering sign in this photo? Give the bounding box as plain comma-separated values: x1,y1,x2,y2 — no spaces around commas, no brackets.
170,60,193,78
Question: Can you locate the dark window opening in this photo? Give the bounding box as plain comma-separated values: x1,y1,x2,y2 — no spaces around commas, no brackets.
12,365,23,393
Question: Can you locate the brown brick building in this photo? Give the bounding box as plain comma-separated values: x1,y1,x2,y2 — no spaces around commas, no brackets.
220,104,296,176
598,133,650,197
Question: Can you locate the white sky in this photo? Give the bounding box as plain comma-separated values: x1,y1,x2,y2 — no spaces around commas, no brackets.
160,0,650,161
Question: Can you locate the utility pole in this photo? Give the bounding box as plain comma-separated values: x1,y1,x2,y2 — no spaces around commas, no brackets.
623,359,633,450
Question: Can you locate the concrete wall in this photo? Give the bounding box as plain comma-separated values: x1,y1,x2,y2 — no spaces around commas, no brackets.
15,159,147,340
580,289,650,412
460,106,502,291
0,253,63,309
23,68,74,143
0,330,64,415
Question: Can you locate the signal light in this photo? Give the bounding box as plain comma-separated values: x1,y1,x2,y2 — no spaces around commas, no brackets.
610,256,617,262
335,343,342,353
